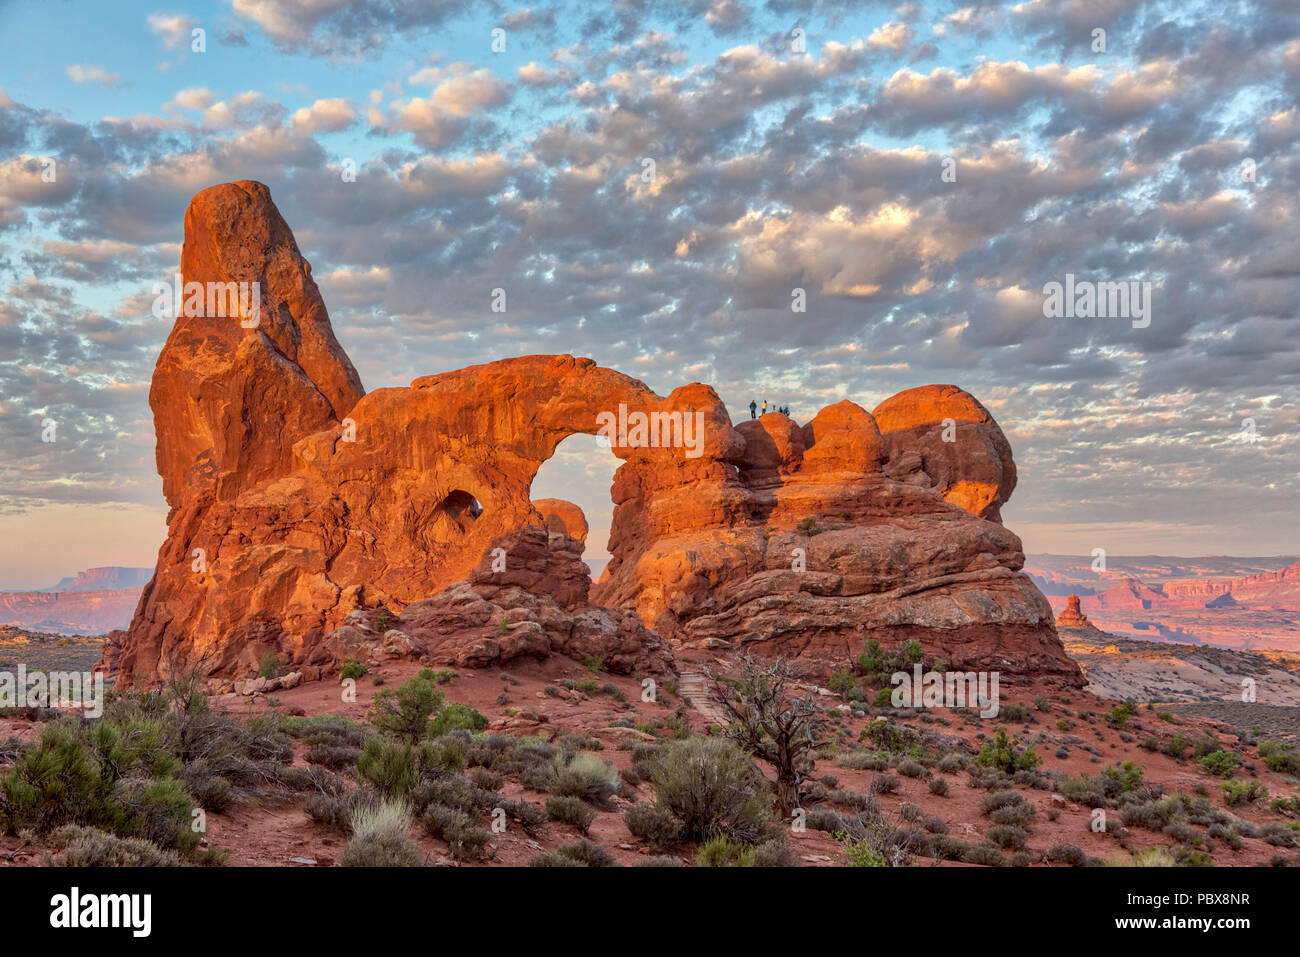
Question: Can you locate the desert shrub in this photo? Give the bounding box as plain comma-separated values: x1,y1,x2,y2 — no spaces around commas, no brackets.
695,835,755,867
634,855,686,866
647,737,773,843
355,738,417,797
922,815,948,835
1258,740,1300,776
1105,700,1137,728
417,735,468,776
341,801,421,867
990,803,1034,826
529,851,586,866
468,767,504,792
960,842,1004,866
754,838,798,867
304,788,375,833
1000,703,1032,723
427,702,488,738
304,743,362,771
829,789,878,812
869,774,900,795
559,837,617,867
928,776,950,797
339,660,367,681
806,807,845,833
936,754,965,774
979,790,1026,814
837,751,890,772
623,802,683,847
1222,779,1268,807
1260,823,1299,848
551,753,619,809
828,669,859,699
1101,760,1144,795
988,824,1028,850
48,824,186,867
411,774,496,817
545,795,596,834
1208,821,1243,850
496,798,545,833
369,674,442,743
1120,797,1181,831
1160,734,1190,759
974,728,1042,774
1059,774,1107,808
112,776,198,852
1046,843,1088,867
840,835,888,867
897,759,926,779
421,804,491,859
1198,749,1241,778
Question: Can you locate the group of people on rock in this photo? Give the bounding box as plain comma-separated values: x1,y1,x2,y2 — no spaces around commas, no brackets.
748,399,790,419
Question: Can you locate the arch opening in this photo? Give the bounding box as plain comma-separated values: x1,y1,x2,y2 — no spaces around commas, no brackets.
529,433,619,580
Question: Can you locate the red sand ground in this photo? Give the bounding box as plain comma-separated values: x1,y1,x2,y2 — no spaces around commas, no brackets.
2,649,1297,867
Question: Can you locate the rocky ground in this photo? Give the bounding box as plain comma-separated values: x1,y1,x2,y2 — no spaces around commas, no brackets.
2,639,1297,868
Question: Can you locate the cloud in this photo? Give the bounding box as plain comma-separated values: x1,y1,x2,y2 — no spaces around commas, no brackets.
290,97,358,134
146,12,199,49
66,65,125,87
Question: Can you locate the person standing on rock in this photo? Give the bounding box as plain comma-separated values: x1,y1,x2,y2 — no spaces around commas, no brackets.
762,399,767,415
749,399,757,419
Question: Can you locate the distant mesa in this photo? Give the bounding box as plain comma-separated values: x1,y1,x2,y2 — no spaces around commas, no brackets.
44,567,153,593
101,180,1084,690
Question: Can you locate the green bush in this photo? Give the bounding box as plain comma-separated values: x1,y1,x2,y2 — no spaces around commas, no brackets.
974,728,1042,774
369,674,444,743
841,835,887,867
340,660,367,681
1259,740,1300,776
1222,779,1268,807
355,738,416,797
648,737,773,843
695,835,755,867
828,669,859,699
1198,750,1240,778
427,702,488,738
1101,760,1144,794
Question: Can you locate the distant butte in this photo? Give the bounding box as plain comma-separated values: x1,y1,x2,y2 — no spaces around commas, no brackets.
101,181,1084,690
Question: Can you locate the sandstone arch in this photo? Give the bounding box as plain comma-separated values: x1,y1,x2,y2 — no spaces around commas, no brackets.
103,181,1082,689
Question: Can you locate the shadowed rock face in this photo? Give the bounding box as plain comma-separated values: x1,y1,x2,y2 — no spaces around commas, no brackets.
109,181,1082,688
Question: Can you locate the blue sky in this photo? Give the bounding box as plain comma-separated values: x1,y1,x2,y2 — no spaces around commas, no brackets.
1,0,1298,588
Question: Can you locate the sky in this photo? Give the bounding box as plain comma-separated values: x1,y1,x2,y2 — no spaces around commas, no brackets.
0,0,1297,590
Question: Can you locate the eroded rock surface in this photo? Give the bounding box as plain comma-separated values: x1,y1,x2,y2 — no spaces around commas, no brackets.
106,181,1082,688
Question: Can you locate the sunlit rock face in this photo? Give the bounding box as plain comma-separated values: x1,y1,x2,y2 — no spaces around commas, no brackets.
106,181,1081,690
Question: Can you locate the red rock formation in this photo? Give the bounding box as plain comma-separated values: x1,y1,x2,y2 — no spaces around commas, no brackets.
106,181,1083,689
873,384,1017,522
1056,594,1091,628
